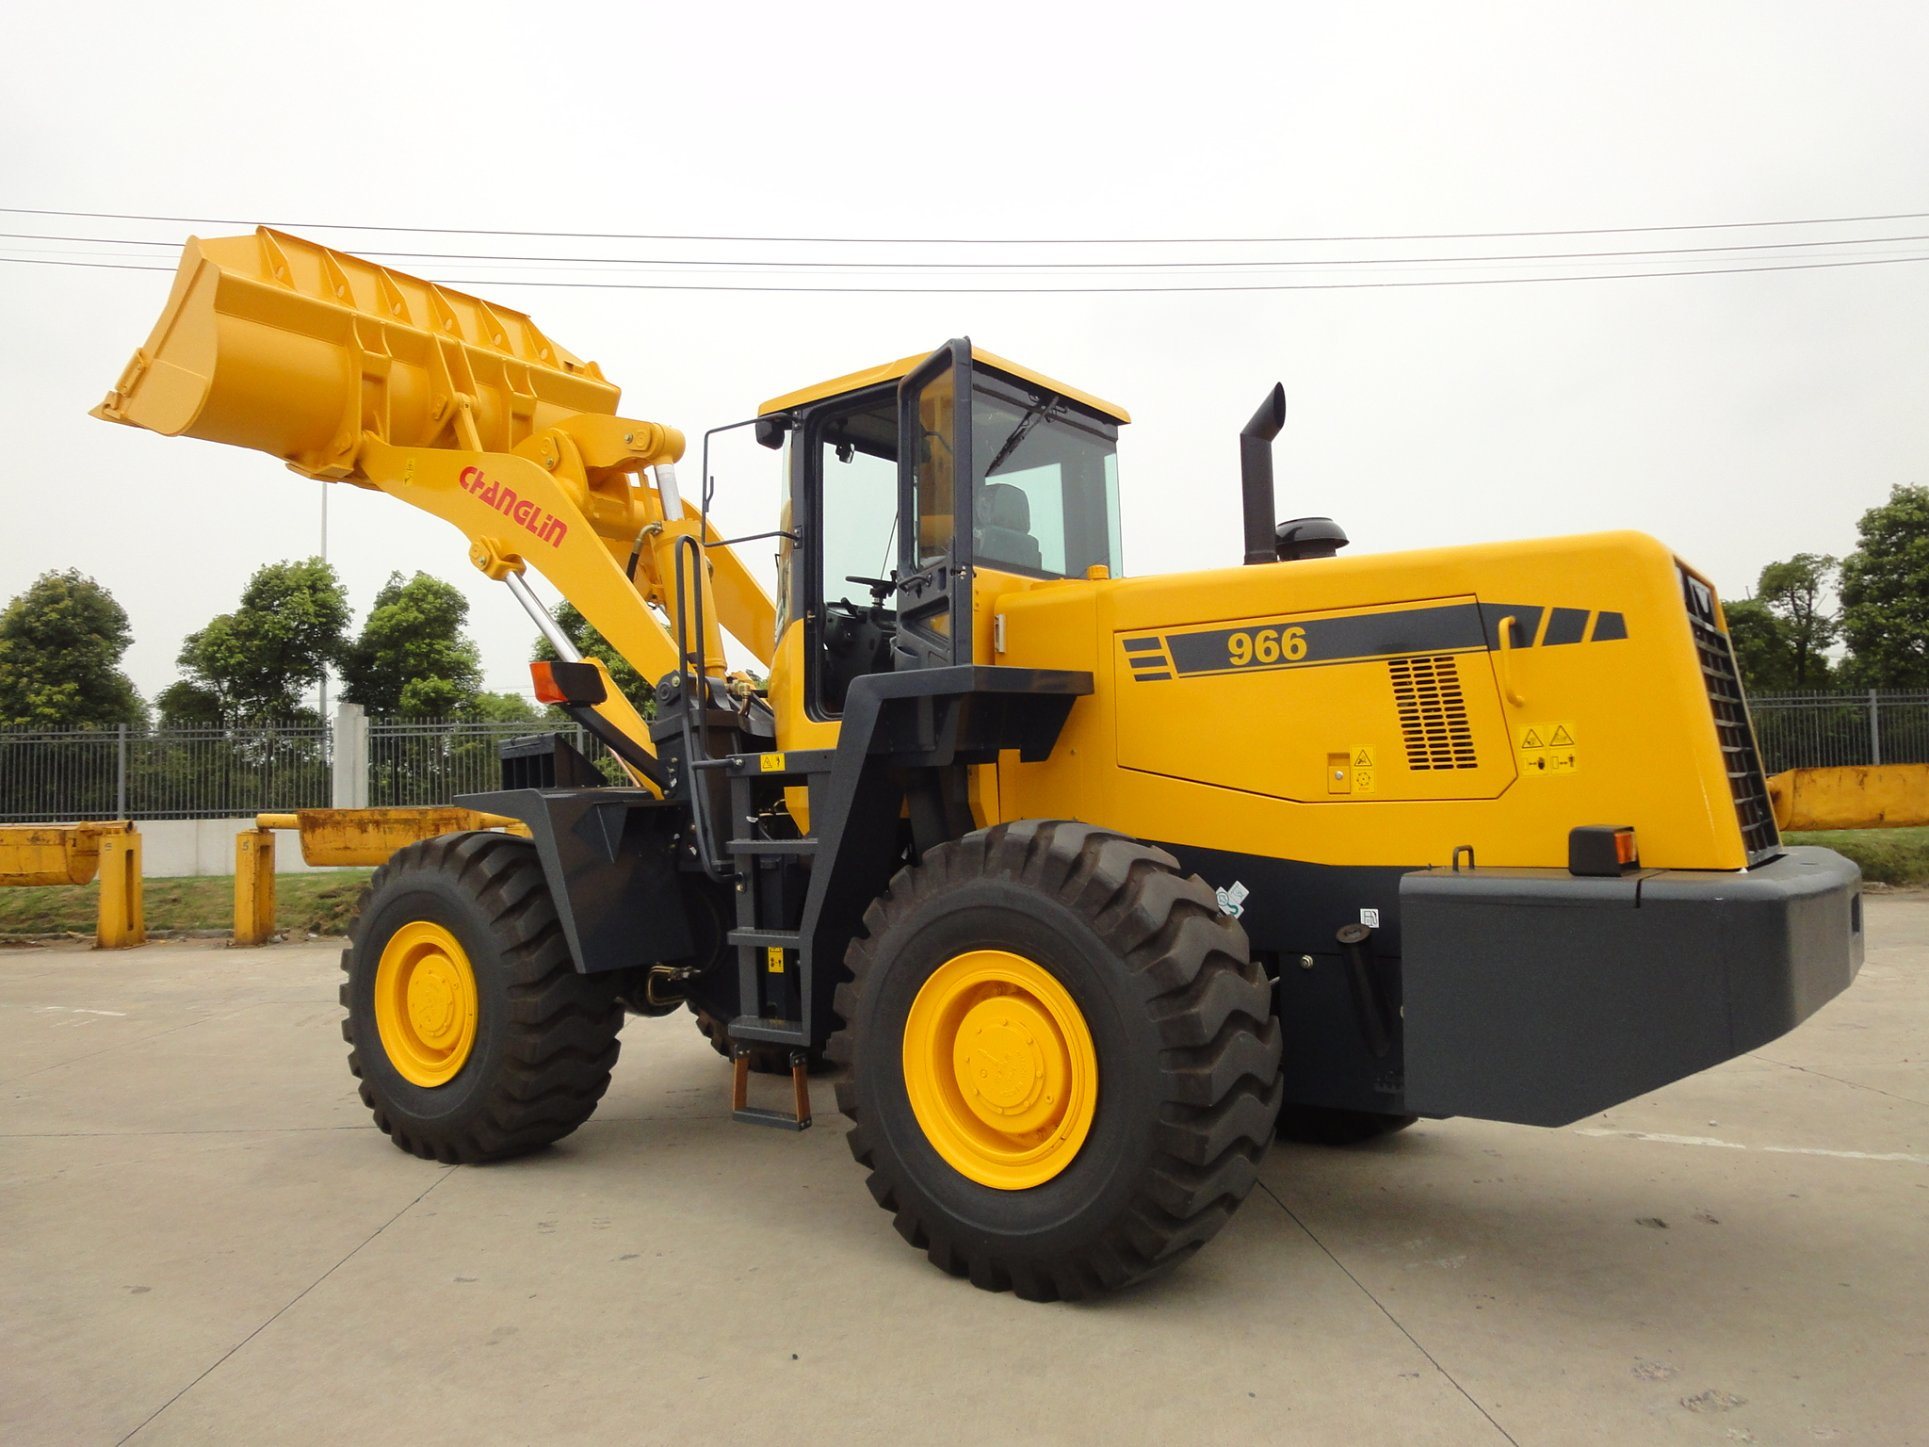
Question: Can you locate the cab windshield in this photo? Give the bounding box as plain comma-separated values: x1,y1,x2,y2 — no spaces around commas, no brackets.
967,378,1123,579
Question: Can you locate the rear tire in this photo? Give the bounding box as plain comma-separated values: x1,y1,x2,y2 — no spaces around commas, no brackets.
832,820,1282,1300
341,832,622,1163
1276,1105,1417,1145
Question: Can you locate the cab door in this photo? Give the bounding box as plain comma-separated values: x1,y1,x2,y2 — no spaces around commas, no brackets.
894,339,976,670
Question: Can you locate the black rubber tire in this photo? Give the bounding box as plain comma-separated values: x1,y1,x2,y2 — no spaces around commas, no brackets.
831,820,1283,1301
1276,1105,1418,1146
341,832,622,1163
691,1007,830,1076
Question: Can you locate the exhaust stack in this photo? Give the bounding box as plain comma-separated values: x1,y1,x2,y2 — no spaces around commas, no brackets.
1240,384,1287,566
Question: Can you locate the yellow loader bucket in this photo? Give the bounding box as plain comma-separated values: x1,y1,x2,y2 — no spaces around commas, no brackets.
92,228,620,480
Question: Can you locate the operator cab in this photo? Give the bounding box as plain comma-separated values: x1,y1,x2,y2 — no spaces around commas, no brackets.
760,341,1128,718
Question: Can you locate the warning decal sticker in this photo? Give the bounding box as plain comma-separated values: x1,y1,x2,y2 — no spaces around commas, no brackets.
1518,720,1579,776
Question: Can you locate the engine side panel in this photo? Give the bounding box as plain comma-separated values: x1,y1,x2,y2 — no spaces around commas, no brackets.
995,529,1751,875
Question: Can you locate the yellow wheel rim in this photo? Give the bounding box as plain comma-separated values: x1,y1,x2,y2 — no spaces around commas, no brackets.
373,920,479,1088
902,948,1098,1190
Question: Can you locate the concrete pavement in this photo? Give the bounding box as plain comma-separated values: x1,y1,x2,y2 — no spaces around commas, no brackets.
4,900,1925,1446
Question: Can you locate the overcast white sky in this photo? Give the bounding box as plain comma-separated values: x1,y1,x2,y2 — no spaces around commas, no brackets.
3,1,1925,706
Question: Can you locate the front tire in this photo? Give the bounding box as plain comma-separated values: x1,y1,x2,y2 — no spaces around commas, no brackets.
341,832,622,1163
832,820,1283,1300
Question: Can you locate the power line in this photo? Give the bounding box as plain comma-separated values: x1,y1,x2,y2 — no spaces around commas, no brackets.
6,250,1927,292
0,256,173,273
8,227,1929,271
5,203,1929,246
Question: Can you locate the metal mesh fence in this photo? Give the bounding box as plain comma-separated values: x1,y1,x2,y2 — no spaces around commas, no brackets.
0,722,331,822
3,695,1925,824
0,728,123,823
0,717,585,823
367,720,590,807
1746,691,1929,774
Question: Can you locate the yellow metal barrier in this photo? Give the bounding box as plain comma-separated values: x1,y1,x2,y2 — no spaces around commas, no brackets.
234,808,530,945
233,827,279,948
96,828,145,949
1767,764,1929,832
0,823,108,886
0,822,144,948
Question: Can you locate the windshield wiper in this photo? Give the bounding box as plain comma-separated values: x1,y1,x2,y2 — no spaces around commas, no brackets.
981,399,1059,478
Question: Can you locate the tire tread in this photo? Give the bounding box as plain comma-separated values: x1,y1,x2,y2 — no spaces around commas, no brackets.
834,819,1283,1300
342,832,620,1163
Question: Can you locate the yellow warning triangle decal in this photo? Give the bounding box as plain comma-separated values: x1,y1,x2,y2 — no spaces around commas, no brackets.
1521,728,1545,749
1355,748,1373,766
1549,725,1574,746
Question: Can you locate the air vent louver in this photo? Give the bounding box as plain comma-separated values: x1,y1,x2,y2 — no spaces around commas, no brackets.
1390,655,1478,770
1687,614,1781,862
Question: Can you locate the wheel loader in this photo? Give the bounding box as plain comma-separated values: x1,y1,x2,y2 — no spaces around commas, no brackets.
94,229,1864,1300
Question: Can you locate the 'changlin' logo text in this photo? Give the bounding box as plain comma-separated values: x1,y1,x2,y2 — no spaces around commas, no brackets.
458,467,568,548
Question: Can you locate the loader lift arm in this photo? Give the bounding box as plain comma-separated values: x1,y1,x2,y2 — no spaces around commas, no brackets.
92,227,777,782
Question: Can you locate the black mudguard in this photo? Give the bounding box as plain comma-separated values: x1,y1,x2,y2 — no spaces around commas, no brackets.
457,787,704,976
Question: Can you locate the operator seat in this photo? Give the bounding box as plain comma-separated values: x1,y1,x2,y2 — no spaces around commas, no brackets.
975,481,1043,572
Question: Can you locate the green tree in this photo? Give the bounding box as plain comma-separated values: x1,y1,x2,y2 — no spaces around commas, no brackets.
0,569,145,728
153,678,224,727
1726,553,1839,694
1722,596,1792,695
165,558,349,723
1754,553,1838,689
1838,484,1929,687
340,572,484,718
461,690,542,723
534,601,654,715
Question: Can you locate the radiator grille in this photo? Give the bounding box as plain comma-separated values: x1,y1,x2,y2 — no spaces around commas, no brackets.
1389,655,1478,769
1683,580,1781,862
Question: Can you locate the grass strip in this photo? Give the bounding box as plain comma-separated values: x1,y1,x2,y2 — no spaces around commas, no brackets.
0,870,372,938
1784,826,1929,887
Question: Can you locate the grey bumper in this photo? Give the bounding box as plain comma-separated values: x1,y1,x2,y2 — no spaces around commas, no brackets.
1399,846,1864,1126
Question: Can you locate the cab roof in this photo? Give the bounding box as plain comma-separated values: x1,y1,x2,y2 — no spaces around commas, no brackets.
757,345,1130,424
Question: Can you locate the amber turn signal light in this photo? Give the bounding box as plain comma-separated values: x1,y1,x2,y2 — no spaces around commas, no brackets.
530,660,608,707
1569,825,1639,877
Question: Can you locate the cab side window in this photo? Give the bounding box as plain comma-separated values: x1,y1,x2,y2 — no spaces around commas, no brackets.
811,396,899,715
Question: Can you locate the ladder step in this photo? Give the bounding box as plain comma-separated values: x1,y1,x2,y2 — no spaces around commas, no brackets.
726,838,819,856
727,1015,808,1046
728,929,801,950
730,1052,812,1131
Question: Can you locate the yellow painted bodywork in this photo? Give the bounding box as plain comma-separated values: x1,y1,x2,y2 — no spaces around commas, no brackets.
1768,764,1929,831
990,531,1755,872
759,346,1130,424
93,229,777,781
902,948,1098,1190
770,530,1749,873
